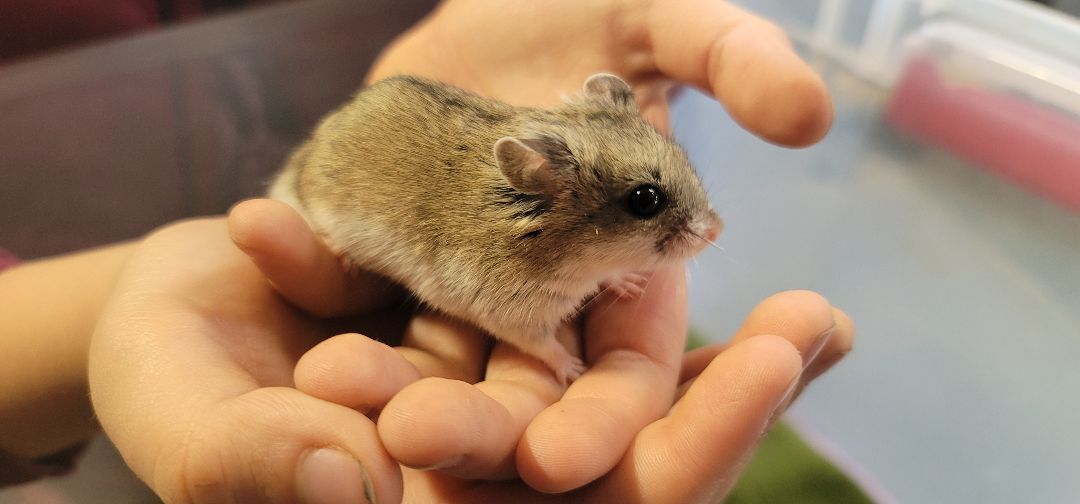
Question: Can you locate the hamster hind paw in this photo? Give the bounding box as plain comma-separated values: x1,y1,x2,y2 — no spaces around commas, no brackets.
518,335,587,386
561,355,588,385
325,243,362,277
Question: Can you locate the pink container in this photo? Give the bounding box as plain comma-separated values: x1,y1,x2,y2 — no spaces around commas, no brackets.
886,22,1080,212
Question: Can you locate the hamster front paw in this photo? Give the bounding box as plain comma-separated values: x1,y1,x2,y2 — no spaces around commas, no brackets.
600,271,650,299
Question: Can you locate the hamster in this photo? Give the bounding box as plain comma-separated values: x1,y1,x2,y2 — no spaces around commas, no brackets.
270,73,722,384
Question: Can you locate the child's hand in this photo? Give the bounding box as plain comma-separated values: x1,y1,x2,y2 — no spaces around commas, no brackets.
87,200,852,503
368,0,832,144
88,216,404,503
227,199,855,501
85,1,851,500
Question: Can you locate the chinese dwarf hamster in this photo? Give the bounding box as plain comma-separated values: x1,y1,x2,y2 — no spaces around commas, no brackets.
270,73,722,383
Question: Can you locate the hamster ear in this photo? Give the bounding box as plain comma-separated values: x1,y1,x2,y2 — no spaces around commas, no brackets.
582,73,636,108
494,136,565,196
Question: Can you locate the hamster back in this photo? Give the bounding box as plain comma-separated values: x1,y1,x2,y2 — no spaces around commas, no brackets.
270,73,721,383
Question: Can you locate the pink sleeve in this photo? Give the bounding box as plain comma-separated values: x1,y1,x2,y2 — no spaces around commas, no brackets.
0,248,18,271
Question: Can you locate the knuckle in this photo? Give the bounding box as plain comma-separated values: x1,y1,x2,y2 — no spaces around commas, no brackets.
150,394,301,504
151,418,230,504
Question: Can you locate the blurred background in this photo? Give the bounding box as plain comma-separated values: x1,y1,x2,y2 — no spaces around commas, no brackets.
685,0,1080,502
1,0,1078,502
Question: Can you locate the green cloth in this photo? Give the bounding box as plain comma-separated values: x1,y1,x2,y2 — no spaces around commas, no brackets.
726,422,873,504
687,330,872,503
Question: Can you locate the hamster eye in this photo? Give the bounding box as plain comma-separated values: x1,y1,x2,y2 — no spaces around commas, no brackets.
626,184,665,218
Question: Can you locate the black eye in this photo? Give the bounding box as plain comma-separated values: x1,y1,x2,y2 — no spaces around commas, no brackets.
626,184,665,218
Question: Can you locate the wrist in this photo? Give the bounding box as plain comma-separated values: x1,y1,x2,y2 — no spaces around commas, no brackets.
0,241,136,458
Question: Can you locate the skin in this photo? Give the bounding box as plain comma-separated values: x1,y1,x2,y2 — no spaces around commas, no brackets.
1,0,849,502
0,244,133,459
85,207,852,503
369,0,832,144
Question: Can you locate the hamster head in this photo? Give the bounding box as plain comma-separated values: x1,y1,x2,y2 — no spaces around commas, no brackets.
494,73,722,279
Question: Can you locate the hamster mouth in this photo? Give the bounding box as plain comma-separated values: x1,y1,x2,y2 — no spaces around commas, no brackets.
655,227,699,259
655,215,723,259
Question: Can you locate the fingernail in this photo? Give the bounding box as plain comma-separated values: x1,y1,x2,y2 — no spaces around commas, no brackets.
297,448,374,504
766,375,801,429
413,454,463,471
802,324,835,369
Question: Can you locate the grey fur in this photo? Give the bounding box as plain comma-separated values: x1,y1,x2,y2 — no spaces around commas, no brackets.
269,74,721,383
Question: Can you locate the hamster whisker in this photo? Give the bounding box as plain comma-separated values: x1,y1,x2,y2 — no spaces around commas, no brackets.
577,288,624,320
690,231,724,252
592,293,623,319
575,284,613,316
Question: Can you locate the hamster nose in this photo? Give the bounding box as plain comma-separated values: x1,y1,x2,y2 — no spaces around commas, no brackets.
702,214,723,243
703,227,718,243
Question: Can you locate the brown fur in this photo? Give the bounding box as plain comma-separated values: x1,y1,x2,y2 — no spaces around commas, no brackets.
270,74,721,383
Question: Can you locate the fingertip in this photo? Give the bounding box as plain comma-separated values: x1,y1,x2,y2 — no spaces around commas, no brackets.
516,398,627,494
648,1,833,147
747,67,833,147
227,199,350,317
803,307,855,380
734,290,837,346
227,199,401,317
596,334,802,502
378,378,512,472
295,447,376,504
712,27,833,147
833,307,855,344
227,198,303,256
741,333,804,376
226,198,323,283
672,333,802,425
295,333,421,411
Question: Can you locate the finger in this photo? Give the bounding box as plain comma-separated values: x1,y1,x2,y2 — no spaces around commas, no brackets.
395,311,490,382
636,80,675,135
677,290,852,401
516,265,687,493
377,341,564,480
728,290,845,370
593,334,802,503
176,388,401,504
300,314,496,480
803,307,854,382
678,342,728,384
376,377,525,479
647,0,833,146
89,220,402,504
295,333,422,412
227,198,403,317
296,312,490,414
779,307,856,409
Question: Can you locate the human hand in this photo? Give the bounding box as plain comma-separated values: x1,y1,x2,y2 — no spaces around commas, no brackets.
88,216,408,503
317,0,841,496
85,2,845,500
368,0,832,145
230,199,854,501
84,201,850,503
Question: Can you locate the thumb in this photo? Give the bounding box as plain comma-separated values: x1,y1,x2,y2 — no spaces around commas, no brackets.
228,198,404,318
124,387,402,504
